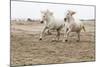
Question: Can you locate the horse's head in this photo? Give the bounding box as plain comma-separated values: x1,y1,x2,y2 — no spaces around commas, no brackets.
68,10,76,16
64,10,76,22
40,9,53,24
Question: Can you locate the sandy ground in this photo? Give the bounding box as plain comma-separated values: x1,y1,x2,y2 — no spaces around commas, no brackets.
11,21,95,66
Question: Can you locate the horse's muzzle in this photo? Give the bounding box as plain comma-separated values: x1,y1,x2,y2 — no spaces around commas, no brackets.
40,21,44,23
64,18,67,21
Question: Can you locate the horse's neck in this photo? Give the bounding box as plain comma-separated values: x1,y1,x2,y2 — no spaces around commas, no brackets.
69,15,81,24
68,16,75,23
46,16,55,24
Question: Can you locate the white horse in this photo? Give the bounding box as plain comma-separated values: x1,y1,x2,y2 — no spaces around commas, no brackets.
63,10,86,42
39,10,65,41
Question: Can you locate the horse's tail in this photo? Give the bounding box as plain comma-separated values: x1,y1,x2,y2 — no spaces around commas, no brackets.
82,25,86,32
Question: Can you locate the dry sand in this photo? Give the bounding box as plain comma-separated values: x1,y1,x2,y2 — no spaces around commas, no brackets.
11,21,95,66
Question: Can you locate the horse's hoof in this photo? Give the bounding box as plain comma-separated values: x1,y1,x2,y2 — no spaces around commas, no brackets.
39,38,42,40
76,40,80,42
65,39,68,42
63,39,68,42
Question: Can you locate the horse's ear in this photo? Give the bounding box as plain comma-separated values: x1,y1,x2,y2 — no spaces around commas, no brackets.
72,11,76,15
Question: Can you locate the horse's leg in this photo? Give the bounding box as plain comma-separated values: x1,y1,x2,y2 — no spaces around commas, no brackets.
63,24,67,42
52,29,60,41
63,28,67,42
82,25,86,32
56,29,60,41
39,26,47,40
76,32,80,42
63,28,70,42
66,29,70,41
